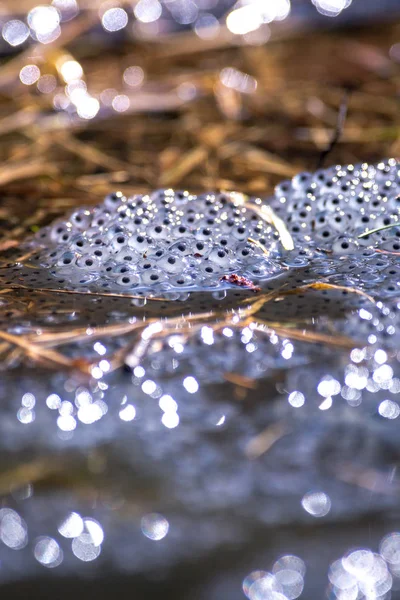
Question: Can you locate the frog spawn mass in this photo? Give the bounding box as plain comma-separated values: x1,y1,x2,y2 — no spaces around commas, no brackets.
20,159,400,297
270,158,400,254
24,190,285,296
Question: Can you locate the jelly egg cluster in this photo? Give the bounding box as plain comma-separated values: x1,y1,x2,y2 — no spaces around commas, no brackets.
270,158,400,253
26,159,400,295
30,189,283,294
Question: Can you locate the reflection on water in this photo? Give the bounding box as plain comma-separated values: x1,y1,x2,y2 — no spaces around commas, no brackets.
0,285,399,598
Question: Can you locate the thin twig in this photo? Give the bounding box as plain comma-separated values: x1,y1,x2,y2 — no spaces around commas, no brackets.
358,222,400,238
2,283,172,302
317,87,351,169
0,330,84,371
247,237,270,255
231,193,294,251
253,320,357,350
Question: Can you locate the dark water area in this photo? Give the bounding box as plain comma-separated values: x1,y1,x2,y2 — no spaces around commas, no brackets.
0,161,400,599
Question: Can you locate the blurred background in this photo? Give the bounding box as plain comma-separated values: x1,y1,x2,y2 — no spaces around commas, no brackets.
0,0,400,242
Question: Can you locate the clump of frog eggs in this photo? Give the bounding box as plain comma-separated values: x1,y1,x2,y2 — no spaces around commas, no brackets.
270,158,400,254
26,159,400,297
29,189,283,296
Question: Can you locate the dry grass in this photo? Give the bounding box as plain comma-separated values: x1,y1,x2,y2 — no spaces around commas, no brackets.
0,19,398,244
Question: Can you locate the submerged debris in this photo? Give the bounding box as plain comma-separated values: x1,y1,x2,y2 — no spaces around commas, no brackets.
220,273,261,291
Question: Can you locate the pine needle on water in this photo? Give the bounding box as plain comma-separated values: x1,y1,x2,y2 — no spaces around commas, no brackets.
357,222,400,238
225,192,295,251
247,237,270,255
256,204,295,251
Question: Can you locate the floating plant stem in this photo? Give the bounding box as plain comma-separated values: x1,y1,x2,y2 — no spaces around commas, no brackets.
357,222,400,238
376,248,400,256
238,280,375,323
294,281,376,305
1,283,171,302
247,237,270,255
233,193,294,250
252,320,357,350
257,204,295,251
0,330,84,371
27,321,144,348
